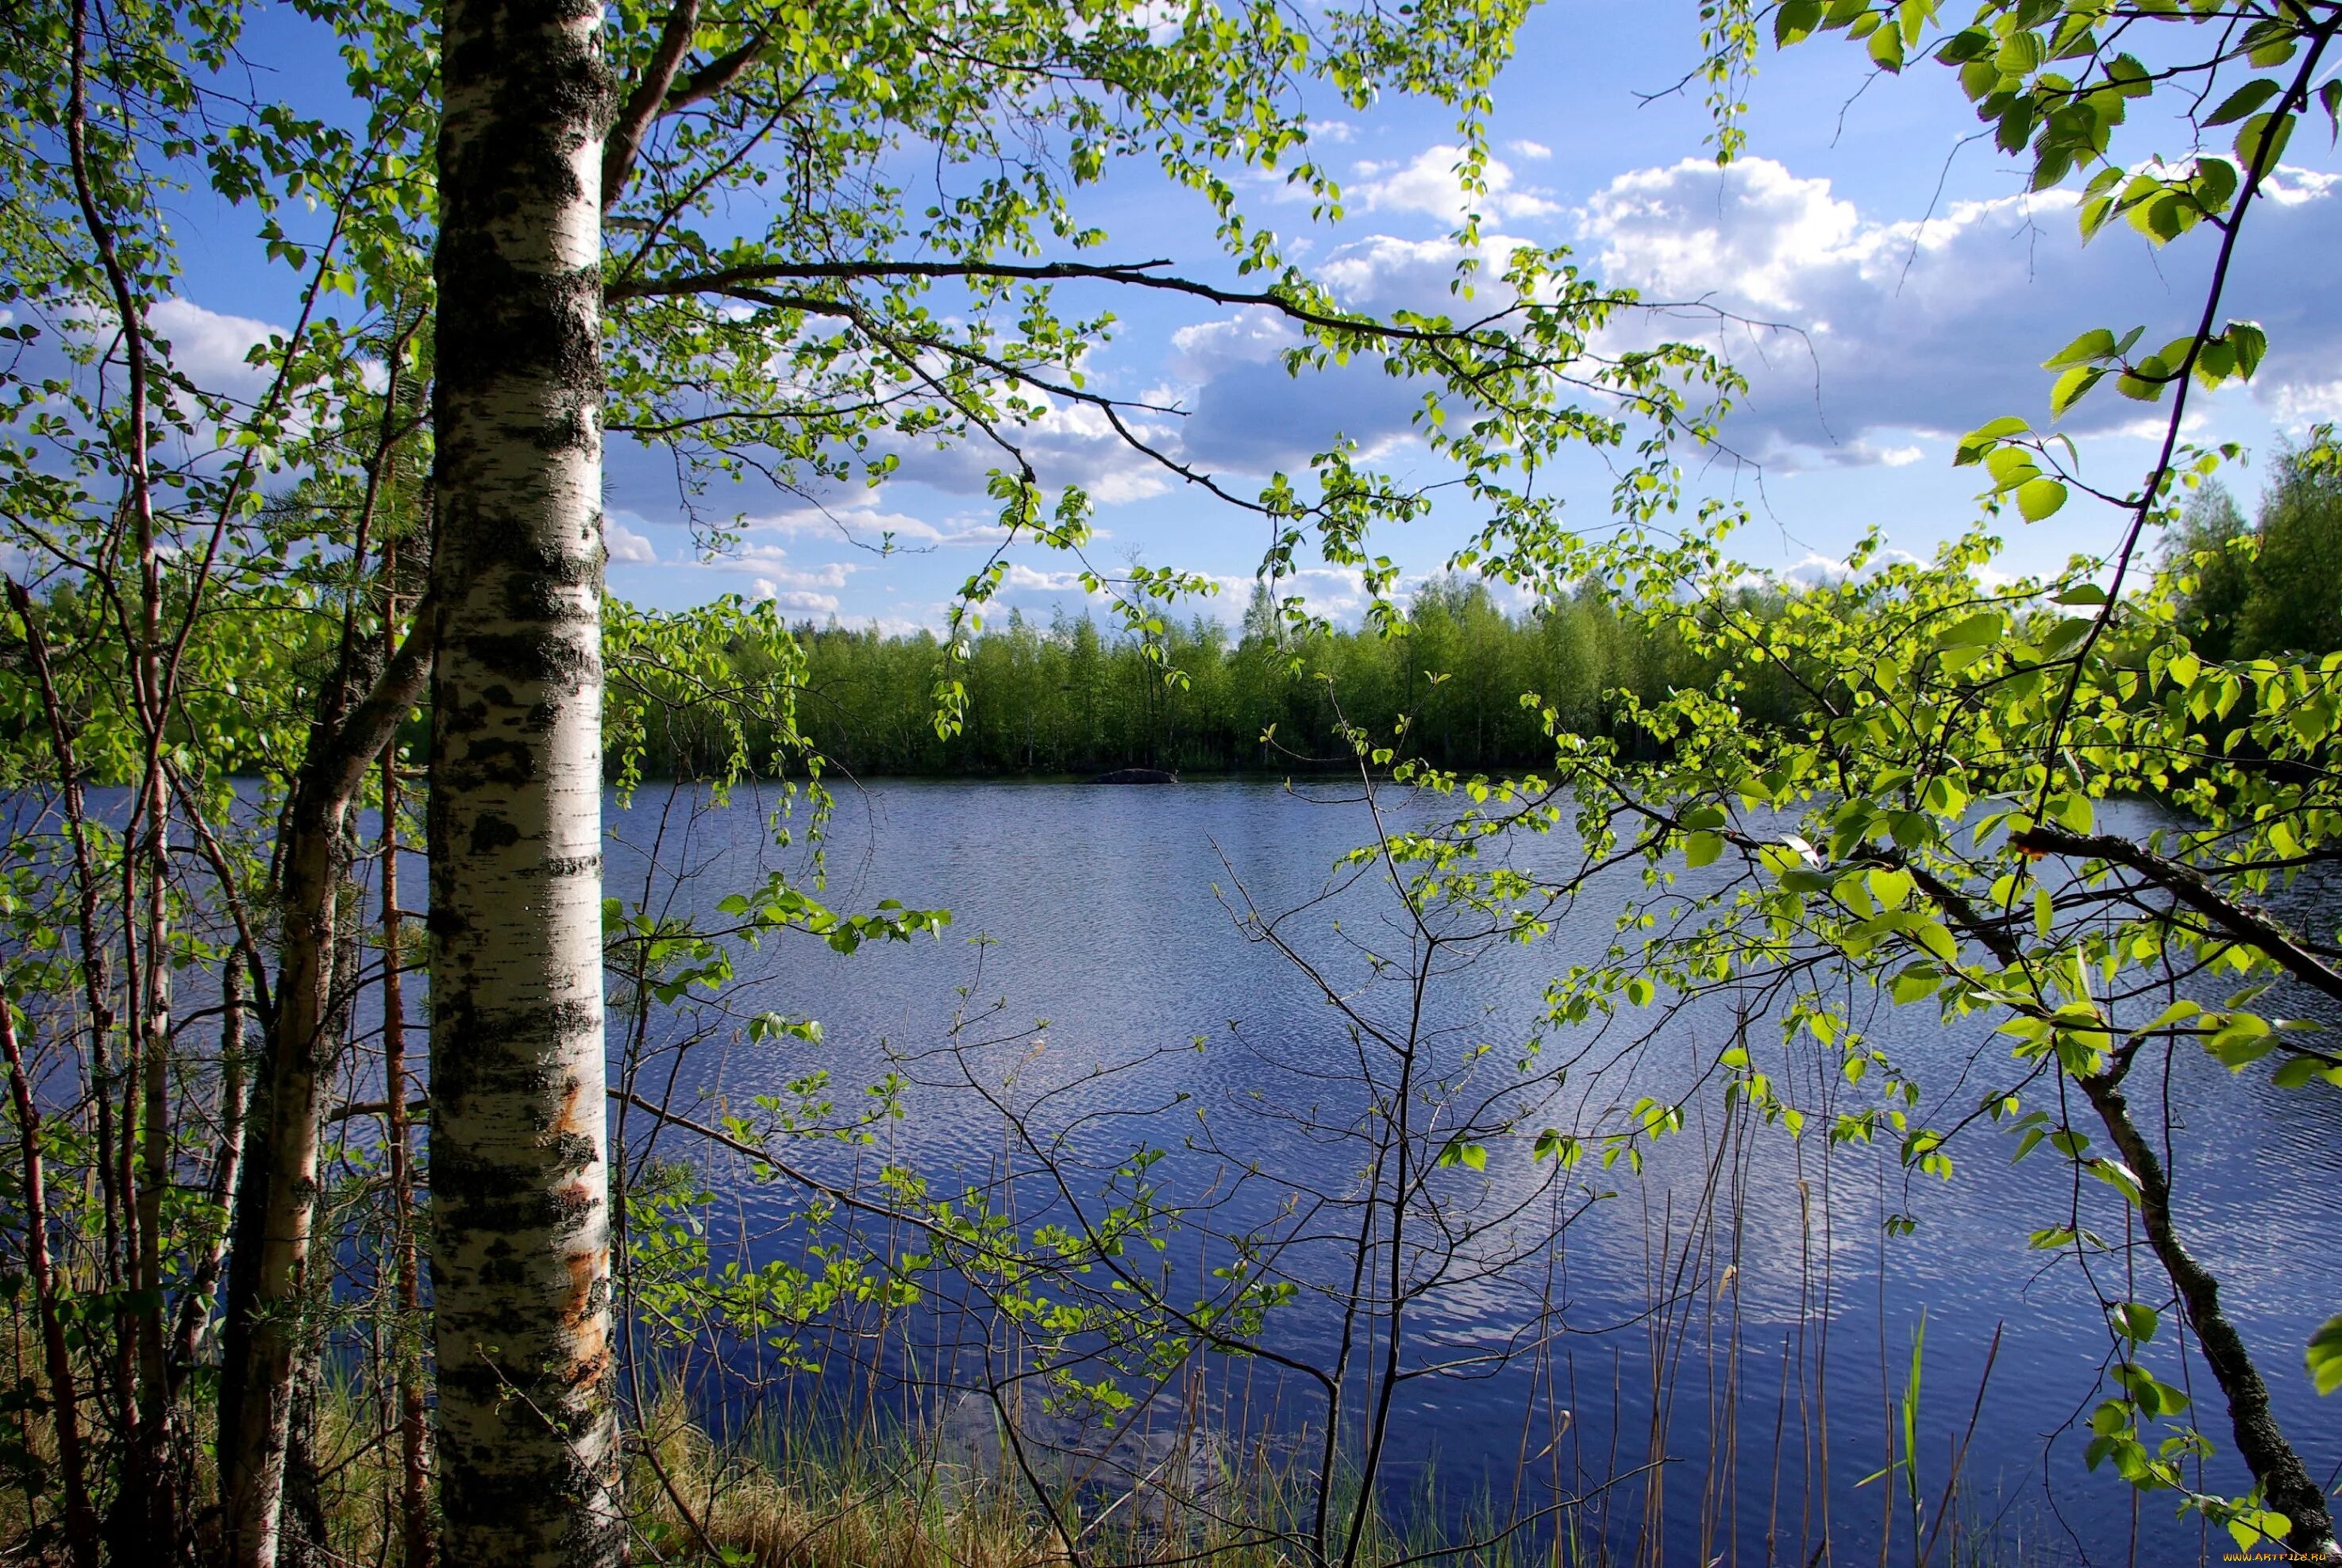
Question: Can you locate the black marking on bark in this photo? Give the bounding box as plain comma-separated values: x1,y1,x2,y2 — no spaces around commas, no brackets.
464,629,599,688
452,734,538,786
467,814,522,853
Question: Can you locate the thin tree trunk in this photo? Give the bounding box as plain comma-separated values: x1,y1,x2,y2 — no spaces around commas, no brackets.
428,0,619,1560
61,0,166,1513
219,798,346,1568
0,996,100,1568
383,563,437,1568
278,845,368,1568
168,961,247,1389
220,626,437,1568
215,1037,272,1535
131,784,171,1547
2080,1070,2340,1555
1909,854,2339,1558
279,1338,333,1568
2,583,125,1331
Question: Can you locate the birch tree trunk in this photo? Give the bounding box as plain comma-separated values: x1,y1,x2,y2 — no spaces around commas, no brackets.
218,792,349,1567
218,652,434,1563
428,0,620,1560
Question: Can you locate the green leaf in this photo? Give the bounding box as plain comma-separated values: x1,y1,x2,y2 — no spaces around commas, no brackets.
1774,0,1824,47
2042,327,2117,369
1955,415,2030,464
2236,110,2296,174
2228,1512,2292,1553
2272,1056,2322,1089
2193,156,2240,218
2227,320,2267,380
2050,365,2103,417
1936,611,2005,649
2246,22,2299,68
2050,792,2094,833
1986,445,2042,487
2132,999,2203,1036
1685,830,1724,869
2209,1012,2276,1069
2017,477,2068,521
1438,1138,1488,1171
1913,919,1958,964
1890,963,1941,1004
2309,1314,2342,1395
2204,78,2282,129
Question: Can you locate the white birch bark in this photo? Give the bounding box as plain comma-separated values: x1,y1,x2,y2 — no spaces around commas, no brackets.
427,0,619,1560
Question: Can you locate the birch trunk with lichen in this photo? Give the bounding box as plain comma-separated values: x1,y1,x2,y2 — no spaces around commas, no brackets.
427,0,620,1560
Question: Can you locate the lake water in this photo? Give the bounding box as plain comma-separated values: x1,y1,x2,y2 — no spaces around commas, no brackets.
603,777,2342,1568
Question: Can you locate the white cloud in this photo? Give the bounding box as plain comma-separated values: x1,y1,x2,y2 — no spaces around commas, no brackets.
605,518,657,564
1147,222,1566,478
1170,309,1296,375
863,613,941,638
871,393,1177,505
1002,564,1093,594
1310,232,1543,320
2269,378,2342,429
1742,546,1924,591
1258,565,1379,622
2263,165,2340,206
148,298,279,395
1350,145,1558,226
740,495,1000,549
1582,157,1866,314
1150,244,1543,479
1575,155,2342,470
1155,345,1427,476
749,580,842,614
713,543,858,588
1505,139,1553,161
769,560,853,588
1308,120,1358,144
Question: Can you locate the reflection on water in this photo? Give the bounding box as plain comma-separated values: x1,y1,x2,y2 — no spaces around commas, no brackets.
608,778,2342,1566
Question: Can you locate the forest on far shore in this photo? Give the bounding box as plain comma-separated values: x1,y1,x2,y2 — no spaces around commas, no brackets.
633,458,2342,781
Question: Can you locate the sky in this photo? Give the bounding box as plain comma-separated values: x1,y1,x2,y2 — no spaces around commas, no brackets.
157,2,2342,633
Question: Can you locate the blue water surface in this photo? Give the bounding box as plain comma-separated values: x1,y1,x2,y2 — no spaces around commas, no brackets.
600,777,2342,1568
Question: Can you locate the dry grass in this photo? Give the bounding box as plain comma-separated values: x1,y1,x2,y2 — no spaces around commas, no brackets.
629,1389,1080,1568
0,1352,2063,1567
620,1388,1419,1568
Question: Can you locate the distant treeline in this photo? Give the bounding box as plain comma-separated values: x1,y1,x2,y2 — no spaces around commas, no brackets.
2166,446,2342,661
628,577,1812,779
621,456,2342,784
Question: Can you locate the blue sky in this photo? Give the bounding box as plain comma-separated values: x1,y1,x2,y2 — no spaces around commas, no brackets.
157,2,2342,631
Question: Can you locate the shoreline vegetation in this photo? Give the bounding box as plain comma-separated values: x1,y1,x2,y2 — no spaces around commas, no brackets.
626,464,2340,788
626,579,1751,785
